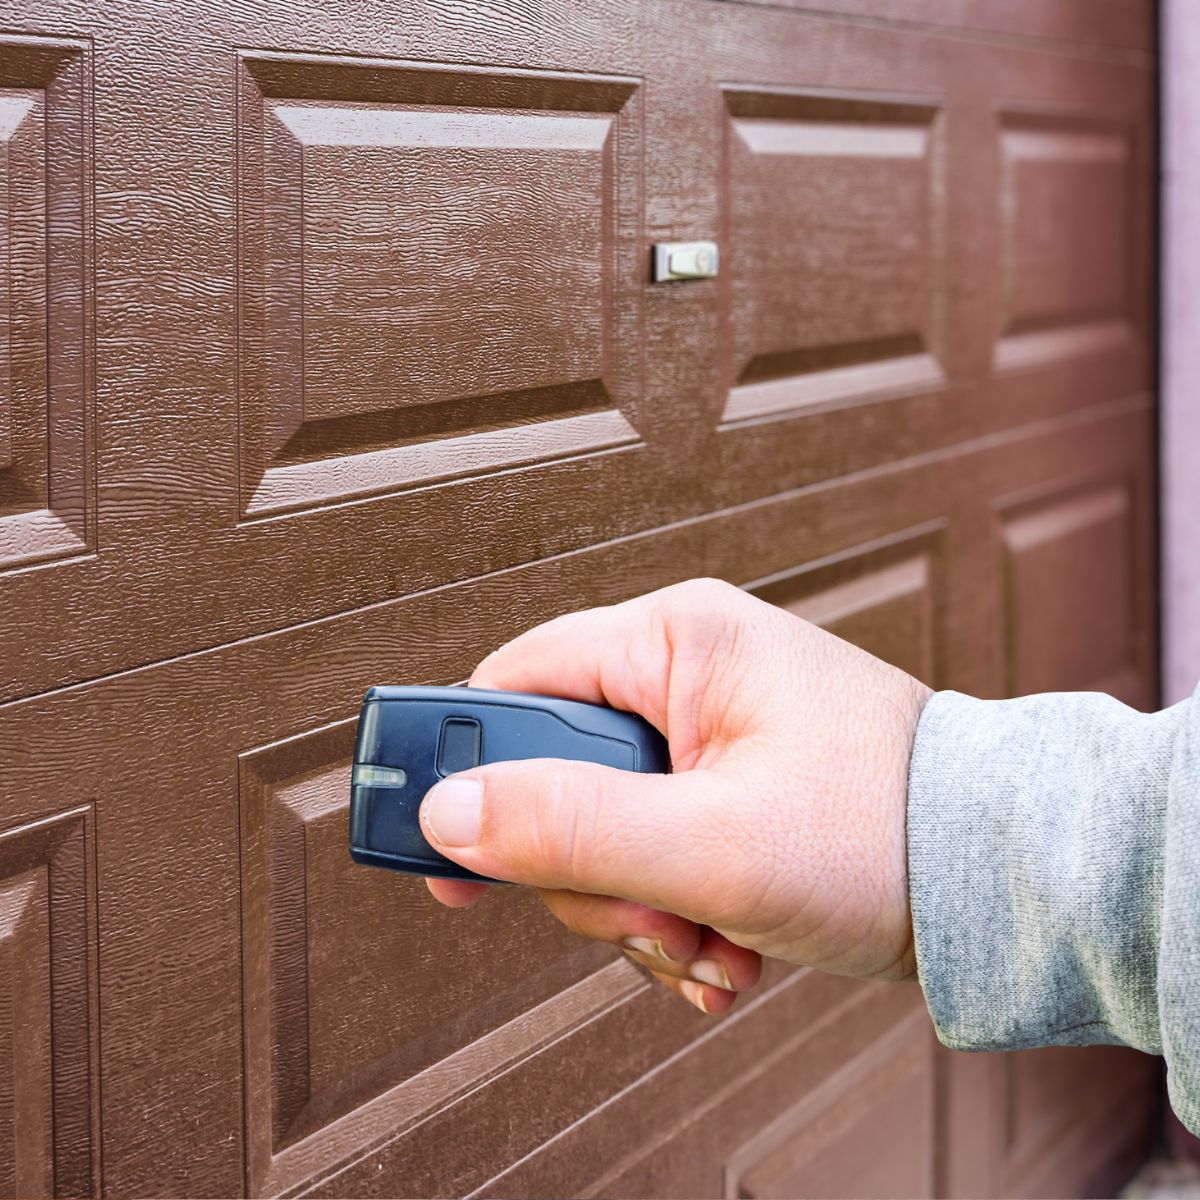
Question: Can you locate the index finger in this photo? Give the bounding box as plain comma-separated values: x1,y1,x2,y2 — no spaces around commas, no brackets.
468,594,672,732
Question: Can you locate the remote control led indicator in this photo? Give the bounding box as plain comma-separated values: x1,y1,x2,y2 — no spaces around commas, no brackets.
352,763,408,788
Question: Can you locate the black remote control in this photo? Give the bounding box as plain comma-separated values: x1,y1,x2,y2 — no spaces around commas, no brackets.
349,686,671,883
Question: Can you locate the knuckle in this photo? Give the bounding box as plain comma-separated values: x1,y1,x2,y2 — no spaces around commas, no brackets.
663,577,741,614
655,579,744,645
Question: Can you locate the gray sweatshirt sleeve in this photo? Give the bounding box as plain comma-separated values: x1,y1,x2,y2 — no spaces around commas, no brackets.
907,683,1200,1133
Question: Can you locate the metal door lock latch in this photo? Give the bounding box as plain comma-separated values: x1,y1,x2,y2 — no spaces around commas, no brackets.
653,241,719,282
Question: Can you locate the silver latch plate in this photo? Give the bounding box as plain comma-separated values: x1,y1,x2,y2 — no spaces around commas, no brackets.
653,241,719,282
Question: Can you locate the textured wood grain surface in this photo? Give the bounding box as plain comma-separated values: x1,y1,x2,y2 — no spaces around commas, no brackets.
0,0,1157,1196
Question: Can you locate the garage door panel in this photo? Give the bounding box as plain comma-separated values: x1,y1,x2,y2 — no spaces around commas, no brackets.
748,524,944,685
478,978,930,1199
249,950,646,1198
705,15,1151,513
995,471,1153,705
995,111,1139,374
298,958,680,1199
237,51,644,519
0,4,1153,704
987,102,1151,440
0,806,98,1200
999,116,1132,333
1001,1046,1157,1198
0,864,53,1200
723,1008,934,1200
0,404,1150,1195
0,0,1159,1194
0,85,43,488
1007,1046,1154,1172
0,14,672,700
0,447,971,1194
238,716,618,1195
0,35,91,573
720,87,946,427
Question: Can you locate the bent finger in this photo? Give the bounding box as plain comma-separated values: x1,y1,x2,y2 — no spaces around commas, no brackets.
645,965,738,1016
626,926,763,991
425,877,490,908
469,597,672,732
537,888,702,962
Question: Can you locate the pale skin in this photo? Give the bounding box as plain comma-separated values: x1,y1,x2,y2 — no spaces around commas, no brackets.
419,578,932,1015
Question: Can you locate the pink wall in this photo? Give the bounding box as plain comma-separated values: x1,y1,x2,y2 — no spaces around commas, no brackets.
1165,1,1200,705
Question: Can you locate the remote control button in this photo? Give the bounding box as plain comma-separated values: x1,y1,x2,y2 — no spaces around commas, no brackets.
437,717,482,776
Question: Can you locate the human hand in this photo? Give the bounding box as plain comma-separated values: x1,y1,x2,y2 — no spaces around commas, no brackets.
420,579,932,1015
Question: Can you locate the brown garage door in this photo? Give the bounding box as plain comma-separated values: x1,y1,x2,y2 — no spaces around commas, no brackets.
0,1,1157,1196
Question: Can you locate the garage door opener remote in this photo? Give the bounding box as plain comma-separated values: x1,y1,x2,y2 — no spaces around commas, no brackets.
349,686,671,883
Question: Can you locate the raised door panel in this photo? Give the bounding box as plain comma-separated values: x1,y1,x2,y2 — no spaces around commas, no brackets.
0,808,98,1200
236,52,642,518
995,113,1140,376
705,12,966,513
750,527,942,685
983,81,1153,444
996,475,1153,706
478,982,933,1198
0,869,52,1200
238,718,626,1196
0,37,91,572
724,1009,934,1200
720,88,945,427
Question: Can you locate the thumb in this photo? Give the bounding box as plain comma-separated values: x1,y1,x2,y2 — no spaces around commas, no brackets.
419,759,737,921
